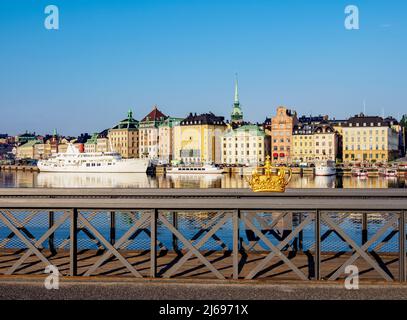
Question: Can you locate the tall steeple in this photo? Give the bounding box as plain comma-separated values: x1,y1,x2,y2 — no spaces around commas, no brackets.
231,73,243,125
234,74,239,105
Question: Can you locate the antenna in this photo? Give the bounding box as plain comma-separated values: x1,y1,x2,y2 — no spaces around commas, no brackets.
363,99,366,115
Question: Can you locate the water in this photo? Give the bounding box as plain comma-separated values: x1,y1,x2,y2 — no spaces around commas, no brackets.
0,211,399,253
0,171,403,254
0,170,406,188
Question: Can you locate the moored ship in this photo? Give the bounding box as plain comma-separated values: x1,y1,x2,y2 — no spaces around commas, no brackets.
166,164,225,175
351,167,369,177
315,160,336,176
378,167,398,177
37,145,149,173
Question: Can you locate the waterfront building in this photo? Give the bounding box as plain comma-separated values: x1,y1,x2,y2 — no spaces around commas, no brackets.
221,124,268,165
158,117,183,163
330,119,347,162
57,138,72,154
313,121,338,162
75,133,92,153
230,76,243,126
33,143,47,160
292,123,315,163
96,129,109,153
0,143,13,160
173,112,226,164
139,106,168,160
48,129,59,155
16,140,41,159
15,132,36,145
298,115,328,125
263,117,272,135
292,119,339,164
84,133,98,153
385,117,404,158
270,106,298,163
401,115,407,156
342,114,399,163
0,134,7,145
108,110,139,158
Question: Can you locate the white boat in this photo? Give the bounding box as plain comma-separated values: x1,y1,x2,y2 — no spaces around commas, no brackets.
351,167,369,177
378,167,398,177
37,144,149,173
315,160,336,176
166,164,225,175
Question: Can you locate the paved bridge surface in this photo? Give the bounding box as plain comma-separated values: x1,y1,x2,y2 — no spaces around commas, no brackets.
1,278,407,300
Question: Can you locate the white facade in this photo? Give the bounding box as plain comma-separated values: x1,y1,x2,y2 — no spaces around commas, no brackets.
221,125,266,166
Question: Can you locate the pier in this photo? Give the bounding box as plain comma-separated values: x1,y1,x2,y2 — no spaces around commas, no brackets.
0,165,39,172
0,188,406,282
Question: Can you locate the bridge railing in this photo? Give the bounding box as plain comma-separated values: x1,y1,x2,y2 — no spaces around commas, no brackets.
0,188,406,281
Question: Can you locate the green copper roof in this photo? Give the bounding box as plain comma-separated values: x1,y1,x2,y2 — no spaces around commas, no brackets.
85,133,98,145
224,124,265,137
20,140,41,148
111,110,139,130
158,117,184,128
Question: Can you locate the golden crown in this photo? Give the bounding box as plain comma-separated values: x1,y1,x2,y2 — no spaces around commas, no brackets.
248,156,292,193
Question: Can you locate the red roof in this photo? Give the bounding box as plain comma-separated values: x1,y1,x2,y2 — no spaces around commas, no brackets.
141,106,167,122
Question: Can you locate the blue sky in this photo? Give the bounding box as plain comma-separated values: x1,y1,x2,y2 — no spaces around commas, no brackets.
0,0,406,135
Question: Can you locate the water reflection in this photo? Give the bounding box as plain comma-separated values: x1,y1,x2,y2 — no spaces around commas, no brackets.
0,170,405,188
36,172,158,188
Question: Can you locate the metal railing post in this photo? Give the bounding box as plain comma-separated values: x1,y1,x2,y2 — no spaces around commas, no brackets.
400,211,405,282
172,212,178,252
233,209,240,279
70,208,78,276
48,211,56,255
110,211,116,245
315,210,321,280
362,212,368,245
298,212,303,252
150,209,158,278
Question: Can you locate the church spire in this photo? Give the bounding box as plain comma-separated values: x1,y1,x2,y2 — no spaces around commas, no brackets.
231,73,243,125
234,73,239,105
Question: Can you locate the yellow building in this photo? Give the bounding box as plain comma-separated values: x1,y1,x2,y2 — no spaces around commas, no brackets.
292,121,338,163
158,117,183,163
108,110,139,158
292,124,314,163
342,114,399,163
173,113,226,164
16,140,41,159
84,133,98,153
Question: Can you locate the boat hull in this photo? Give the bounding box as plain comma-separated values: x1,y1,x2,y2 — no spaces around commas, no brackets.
166,167,225,175
315,167,336,176
166,170,225,175
37,159,149,173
